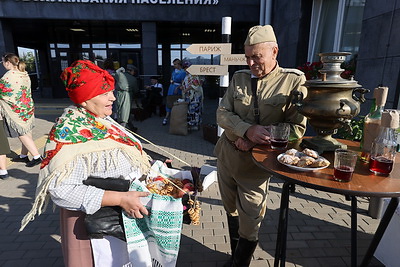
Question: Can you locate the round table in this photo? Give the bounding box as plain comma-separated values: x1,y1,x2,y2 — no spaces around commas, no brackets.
252,139,400,267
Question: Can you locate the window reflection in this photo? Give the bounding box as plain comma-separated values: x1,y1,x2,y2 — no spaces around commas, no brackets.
308,0,365,62
108,43,141,49
81,52,90,60
57,43,70,49
182,50,213,65
93,43,106,49
340,0,365,55
170,50,181,62
93,50,107,60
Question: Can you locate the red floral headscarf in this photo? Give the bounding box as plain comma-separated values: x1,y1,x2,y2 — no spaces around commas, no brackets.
60,60,114,104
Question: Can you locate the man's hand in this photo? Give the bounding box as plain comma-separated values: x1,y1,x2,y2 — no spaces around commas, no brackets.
245,125,271,145
234,137,256,151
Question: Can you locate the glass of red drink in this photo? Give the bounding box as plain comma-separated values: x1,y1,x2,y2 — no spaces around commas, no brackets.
333,149,358,182
369,156,394,175
270,123,290,150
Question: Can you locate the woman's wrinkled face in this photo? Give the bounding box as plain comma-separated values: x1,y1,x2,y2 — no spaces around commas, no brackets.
80,90,116,118
245,42,278,78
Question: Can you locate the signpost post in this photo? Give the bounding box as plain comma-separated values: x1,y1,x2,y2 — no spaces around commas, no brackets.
218,16,232,137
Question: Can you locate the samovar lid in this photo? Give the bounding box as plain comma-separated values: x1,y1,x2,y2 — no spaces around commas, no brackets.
304,76,362,88
304,52,361,88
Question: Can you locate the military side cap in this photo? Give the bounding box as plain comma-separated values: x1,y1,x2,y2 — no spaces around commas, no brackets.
244,25,277,46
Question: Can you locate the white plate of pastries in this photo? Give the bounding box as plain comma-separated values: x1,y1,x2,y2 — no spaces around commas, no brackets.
277,148,330,172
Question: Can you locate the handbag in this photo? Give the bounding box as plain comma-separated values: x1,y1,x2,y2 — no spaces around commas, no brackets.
83,177,130,241
169,101,188,136
166,95,181,109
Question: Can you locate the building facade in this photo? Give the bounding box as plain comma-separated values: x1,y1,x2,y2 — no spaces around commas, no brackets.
270,0,400,114
1,0,260,98
1,0,399,115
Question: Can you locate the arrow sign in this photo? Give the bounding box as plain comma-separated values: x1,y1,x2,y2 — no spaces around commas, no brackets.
186,65,228,76
220,54,247,65
186,43,232,55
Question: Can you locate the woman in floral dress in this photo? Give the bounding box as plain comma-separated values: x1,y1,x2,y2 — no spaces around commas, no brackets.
182,61,203,131
20,60,152,267
0,53,42,167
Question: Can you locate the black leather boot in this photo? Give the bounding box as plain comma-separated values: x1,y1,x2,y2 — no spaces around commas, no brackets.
232,237,258,267
223,215,240,267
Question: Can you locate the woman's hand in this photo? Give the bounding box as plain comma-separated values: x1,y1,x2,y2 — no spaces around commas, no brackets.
102,190,150,218
119,191,150,218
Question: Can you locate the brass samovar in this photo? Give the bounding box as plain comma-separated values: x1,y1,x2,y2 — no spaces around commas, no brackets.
293,52,369,153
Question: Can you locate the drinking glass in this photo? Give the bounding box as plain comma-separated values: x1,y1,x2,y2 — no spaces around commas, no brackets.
270,123,290,150
333,149,358,182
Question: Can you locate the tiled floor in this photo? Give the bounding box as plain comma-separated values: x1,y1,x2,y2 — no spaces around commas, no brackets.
0,95,387,266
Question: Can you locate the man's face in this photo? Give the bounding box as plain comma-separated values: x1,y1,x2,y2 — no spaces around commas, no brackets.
245,42,278,78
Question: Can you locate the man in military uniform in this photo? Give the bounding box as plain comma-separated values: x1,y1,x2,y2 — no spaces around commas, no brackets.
214,25,307,266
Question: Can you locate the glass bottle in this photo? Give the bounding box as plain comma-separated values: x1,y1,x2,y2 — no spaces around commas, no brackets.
369,110,399,175
360,86,388,162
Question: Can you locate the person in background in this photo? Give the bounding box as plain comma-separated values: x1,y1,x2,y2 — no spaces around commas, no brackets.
124,65,139,132
182,61,203,131
103,58,117,119
114,65,138,131
20,60,151,267
214,25,307,266
143,76,163,116
163,58,186,125
0,53,42,167
0,116,11,179
103,58,115,75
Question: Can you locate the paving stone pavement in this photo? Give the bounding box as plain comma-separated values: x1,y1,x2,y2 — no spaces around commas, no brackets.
0,94,386,267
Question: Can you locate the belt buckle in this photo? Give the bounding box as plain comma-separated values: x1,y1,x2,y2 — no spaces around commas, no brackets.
253,108,260,116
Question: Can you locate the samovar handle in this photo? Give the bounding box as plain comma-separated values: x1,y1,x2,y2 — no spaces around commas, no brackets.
352,88,370,103
291,89,303,107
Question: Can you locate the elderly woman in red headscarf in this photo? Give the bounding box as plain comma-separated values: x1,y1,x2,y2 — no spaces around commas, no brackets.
20,60,151,267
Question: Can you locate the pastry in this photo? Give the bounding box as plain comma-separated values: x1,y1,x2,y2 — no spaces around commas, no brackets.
279,154,300,165
310,157,330,168
296,156,315,167
285,148,298,156
302,148,319,159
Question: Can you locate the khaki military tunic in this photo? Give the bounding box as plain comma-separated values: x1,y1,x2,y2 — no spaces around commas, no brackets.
214,64,307,241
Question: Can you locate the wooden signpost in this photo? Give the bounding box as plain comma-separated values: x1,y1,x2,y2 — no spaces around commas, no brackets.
220,54,246,65
186,65,228,76
185,44,247,76
186,43,232,55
